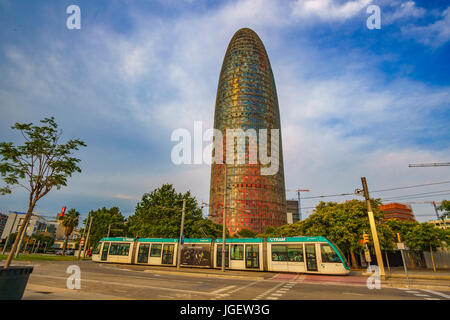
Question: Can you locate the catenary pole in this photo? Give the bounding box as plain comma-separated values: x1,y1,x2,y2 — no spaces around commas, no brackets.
361,177,386,280
177,199,186,269
222,164,227,272
83,215,93,258
77,213,89,260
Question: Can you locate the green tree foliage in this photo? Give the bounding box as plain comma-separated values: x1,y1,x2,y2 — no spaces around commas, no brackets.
61,208,80,255
0,117,86,267
405,223,449,251
127,184,223,239
234,228,257,238
437,200,450,219
84,207,125,249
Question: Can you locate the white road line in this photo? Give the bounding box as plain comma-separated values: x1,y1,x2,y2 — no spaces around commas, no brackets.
30,274,220,297
422,290,450,299
254,281,287,300
414,294,430,297
425,298,441,300
405,291,420,294
271,293,283,296
211,285,236,295
267,297,278,300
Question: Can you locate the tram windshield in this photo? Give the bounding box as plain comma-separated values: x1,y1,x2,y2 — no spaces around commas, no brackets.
327,240,349,268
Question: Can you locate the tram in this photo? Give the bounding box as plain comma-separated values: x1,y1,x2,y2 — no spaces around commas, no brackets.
92,236,350,275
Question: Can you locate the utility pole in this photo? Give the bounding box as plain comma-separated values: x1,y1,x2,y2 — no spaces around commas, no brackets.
361,177,386,280
83,215,93,258
77,213,89,260
222,164,227,272
177,199,186,269
107,223,111,237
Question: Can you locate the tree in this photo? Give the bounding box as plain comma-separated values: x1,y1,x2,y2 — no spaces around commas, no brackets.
404,223,448,252
437,200,450,219
127,184,223,239
234,228,257,238
83,207,126,249
61,208,80,255
0,117,86,268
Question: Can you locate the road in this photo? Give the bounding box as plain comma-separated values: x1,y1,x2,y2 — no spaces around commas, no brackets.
13,260,450,300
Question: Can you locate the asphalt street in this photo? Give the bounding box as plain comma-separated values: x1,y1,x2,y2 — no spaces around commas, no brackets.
13,260,450,300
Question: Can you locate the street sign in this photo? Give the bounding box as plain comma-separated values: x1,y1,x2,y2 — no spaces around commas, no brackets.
364,249,371,263
397,242,405,250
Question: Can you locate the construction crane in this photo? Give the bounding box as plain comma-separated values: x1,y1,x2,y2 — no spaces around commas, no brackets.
409,162,450,167
403,201,442,220
286,189,310,221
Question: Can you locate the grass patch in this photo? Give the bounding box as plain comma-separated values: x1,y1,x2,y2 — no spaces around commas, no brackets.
0,254,91,261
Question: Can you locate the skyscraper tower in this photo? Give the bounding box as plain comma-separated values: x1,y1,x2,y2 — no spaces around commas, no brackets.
209,28,286,235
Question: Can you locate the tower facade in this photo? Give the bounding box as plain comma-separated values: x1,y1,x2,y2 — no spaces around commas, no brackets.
209,28,286,235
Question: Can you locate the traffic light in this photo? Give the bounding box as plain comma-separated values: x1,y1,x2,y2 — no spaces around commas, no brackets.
363,233,370,243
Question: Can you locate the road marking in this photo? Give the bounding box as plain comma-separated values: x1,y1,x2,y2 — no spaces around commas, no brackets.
405,291,419,293
267,297,278,300
413,294,430,297
425,298,440,300
30,274,224,297
253,281,287,300
422,290,450,299
211,285,236,294
271,293,283,296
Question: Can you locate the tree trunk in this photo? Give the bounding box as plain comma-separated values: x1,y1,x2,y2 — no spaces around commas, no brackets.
349,247,359,269
4,203,35,268
62,233,68,256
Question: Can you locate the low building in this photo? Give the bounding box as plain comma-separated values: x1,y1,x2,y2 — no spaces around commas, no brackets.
427,219,450,229
379,203,416,222
286,200,299,223
0,212,7,238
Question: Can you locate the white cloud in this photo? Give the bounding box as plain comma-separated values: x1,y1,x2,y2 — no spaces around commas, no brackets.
401,6,450,47
291,0,372,21
383,1,426,25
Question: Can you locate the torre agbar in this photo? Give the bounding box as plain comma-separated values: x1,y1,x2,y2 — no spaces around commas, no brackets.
209,28,287,235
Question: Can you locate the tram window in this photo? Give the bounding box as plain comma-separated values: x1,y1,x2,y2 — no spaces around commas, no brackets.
109,243,130,256
321,244,341,263
93,242,102,255
231,245,244,260
287,245,303,262
271,245,288,261
150,244,162,257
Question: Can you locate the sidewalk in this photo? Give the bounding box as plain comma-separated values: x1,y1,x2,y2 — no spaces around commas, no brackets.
355,267,450,280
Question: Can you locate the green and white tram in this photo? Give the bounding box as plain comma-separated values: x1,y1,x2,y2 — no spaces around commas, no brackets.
92,236,350,275
266,236,350,275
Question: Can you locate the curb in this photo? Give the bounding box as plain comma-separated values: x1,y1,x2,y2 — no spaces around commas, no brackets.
361,272,450,281
142,268,266,281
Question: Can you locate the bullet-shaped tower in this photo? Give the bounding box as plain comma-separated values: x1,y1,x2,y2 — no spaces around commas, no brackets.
209,28,286,235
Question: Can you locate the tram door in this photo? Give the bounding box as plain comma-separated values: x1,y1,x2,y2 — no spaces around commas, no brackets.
162,244,175,265
137,244,150,263
245,245,259,269
101,242,110,261
305,244,318,271
216,245,229,268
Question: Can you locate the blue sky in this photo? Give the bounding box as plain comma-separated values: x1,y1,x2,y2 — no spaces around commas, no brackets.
0,0,449,223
